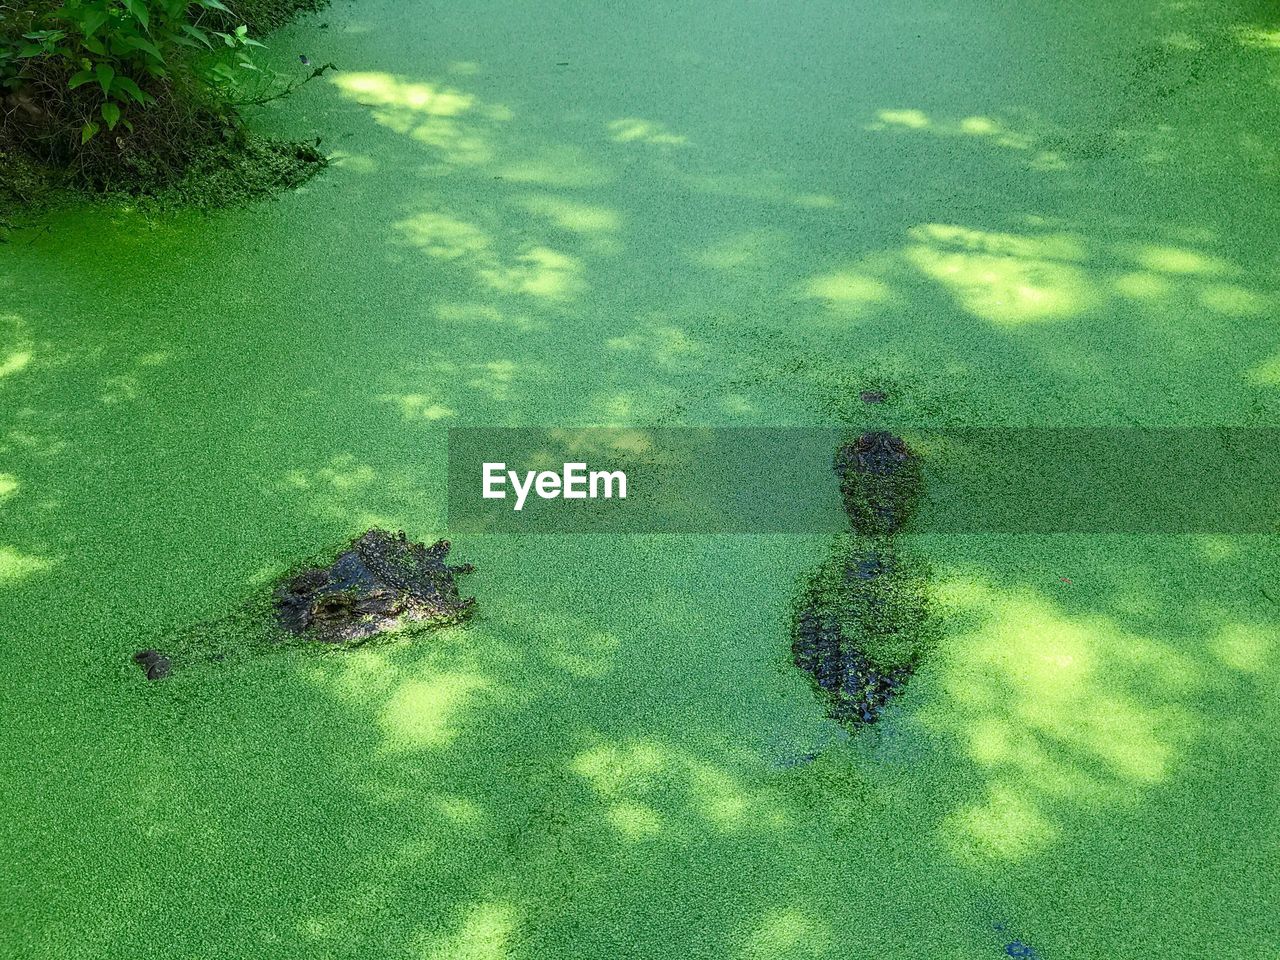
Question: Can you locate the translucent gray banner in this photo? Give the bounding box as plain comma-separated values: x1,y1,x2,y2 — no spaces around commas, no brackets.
445,428,1280,534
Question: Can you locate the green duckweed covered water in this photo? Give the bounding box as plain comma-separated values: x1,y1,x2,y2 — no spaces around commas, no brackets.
3,0,1279,957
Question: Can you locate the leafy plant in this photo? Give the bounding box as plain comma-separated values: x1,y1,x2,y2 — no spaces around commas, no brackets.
1,0,265,146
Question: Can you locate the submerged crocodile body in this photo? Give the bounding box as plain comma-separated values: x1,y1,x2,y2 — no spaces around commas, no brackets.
792,431,931,729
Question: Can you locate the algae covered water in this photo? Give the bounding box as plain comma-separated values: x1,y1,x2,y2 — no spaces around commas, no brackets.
3,0,1279,957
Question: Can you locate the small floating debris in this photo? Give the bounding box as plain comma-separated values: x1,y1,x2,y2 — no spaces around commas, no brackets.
992,918,1040,958
133,649,171,681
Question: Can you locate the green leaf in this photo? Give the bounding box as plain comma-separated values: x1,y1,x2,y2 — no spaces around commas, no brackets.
235,24,248,38
68,68,94,89
81,121,100,144
181,23,213,48
101,101,120,130
199,0,231,11
122,0,149,30
112,75,149,105
82,10,109,36
95,62,114,96
241,37,265,47
124,35,165,62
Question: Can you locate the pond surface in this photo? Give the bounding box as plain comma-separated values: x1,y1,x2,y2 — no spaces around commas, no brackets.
2,1,1278,956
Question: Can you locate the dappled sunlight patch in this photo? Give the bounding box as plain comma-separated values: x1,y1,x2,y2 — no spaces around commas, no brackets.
434,302,541,331
1211,622,1276,673
684,757,751,828
946,783,1058,862
872,108,931,129
1131,244,1229,276
586,392,642,423
414,900,521,960
345,778,484,825
606,801,664,838
327,150,378,174
718,394,760,418
274,455,439,528
1113,270,1174,300
379,669,493,750
517,195,620,236
1197,283,1269,315
905,223,1090,324
99,373,143,405
0,545,54,584
283,454,377,493
333,71,509,167
410,120,497,167
607,117,687,146
534,428,659,466
926,576,1194,861
571,738,775,839
392,353,539,413
335,71,478,117
572,740,666,795
1112,250,1270,323
480,246,584,300
869,109,1037,151
0,473,16,501
1244,351,1280,385
465,359,521,397
605,322,701,368
309,646,402,704
801,267,893,315
435,793,485,825
395,213,585,301
794,193,837,209
1194,536,1238,562
381,393,457,422
912,224,1086,262
1235,25,1280,50
496,145,611,188
3,426,68,459
740,906,833,960
0,315,31,375
396,212,491,261
0,349,32,379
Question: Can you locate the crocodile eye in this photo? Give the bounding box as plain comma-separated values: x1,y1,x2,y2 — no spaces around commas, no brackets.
315,596,352,617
